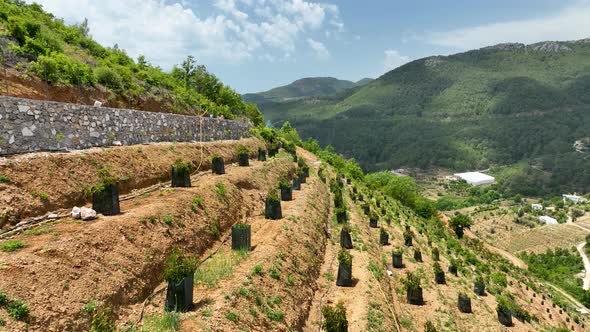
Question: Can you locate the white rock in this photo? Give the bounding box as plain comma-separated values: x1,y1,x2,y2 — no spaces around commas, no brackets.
47,213,59,219
113,141,122,146
93,100,103,107
80,207,97,221
21,127,34,137
71,207,81,219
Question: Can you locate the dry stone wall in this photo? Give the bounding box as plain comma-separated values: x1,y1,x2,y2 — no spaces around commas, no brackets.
0,96,251,155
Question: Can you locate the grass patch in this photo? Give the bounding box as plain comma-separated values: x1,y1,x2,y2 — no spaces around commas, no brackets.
162,214,175,226
225,311,239,323
0,175,10,183
251,263,264,276
0,240,26,252
24,226,54,236
142,312,180,332
214,182,227,201
195,249,248,288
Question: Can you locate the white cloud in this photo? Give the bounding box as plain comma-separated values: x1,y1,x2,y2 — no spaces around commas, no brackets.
307,38,330,59
426,1,590,50
28,0,343,68
382,49,410,73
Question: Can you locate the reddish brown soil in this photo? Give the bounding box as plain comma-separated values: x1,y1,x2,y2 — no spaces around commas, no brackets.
0,138,265,228
170,148,330,331
0,153,292,331
1,68,175,113
305,176,399,331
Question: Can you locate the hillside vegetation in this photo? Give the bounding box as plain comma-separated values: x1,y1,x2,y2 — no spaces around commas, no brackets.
243,76,372,105
256,40,590,196
0,0,262,126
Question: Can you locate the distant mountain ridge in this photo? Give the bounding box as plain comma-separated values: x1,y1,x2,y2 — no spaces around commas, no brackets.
243,76,373,104
251,38,590,196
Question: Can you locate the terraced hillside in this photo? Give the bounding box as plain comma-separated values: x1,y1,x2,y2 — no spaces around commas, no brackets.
1,133,589,331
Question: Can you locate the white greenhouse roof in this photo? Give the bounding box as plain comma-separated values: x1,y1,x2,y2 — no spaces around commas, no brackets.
539,216,558,225
453,172,495,186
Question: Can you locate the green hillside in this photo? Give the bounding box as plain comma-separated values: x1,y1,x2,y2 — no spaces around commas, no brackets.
256,40,590,196
0,0,262,125
243,76,372,104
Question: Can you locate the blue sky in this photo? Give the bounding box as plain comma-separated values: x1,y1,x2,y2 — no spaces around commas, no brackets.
29,0,590,93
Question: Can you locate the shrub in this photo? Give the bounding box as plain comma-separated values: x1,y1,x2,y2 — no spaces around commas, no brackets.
278,179,291,190
83,300,99,315
402,271,421,290
433,262,442,273
95,66,123,90
214,182,227,201
87,166,117,195
0,175,9,183
7,300,29,320
0,289,8,306
225,311,239,322
172,159,192,173
449,213,473,238
424,321,437,332
267,189,280,204
90,307,115,332
162,248,197,283
251,264,264,276
29,53,94,86
338,249,352,266
237,145,249,155
321,302,348,332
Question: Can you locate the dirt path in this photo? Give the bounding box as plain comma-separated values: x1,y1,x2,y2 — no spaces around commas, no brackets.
576,242,590,291
304,184,387,331
546,282,589,311
442,214,528,270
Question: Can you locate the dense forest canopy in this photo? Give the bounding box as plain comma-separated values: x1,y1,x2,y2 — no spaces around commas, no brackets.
0,0,263,126
254,41,590,197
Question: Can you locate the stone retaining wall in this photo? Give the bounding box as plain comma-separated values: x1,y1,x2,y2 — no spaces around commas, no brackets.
0,96,250,155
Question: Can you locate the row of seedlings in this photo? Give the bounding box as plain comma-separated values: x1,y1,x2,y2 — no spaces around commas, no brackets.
332,175,354,288
163,145,261,312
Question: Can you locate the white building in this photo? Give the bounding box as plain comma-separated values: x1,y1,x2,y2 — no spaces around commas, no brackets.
563,194,583,204
453,172,495,186
532,204,543,211
539,215,558,225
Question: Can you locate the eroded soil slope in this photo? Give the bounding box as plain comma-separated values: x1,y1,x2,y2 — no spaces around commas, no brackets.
0,152,291,331
0,138,264,228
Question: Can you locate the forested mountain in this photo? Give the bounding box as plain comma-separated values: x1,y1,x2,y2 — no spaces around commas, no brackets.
243,76,372,104
254,40,590,196
0,0,262,125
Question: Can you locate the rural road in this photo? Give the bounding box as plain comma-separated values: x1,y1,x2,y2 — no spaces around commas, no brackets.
576,242,590,291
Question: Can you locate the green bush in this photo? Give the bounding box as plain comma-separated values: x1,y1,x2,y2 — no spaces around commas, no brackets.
321,302,348,332
162,248,197,283
0,289,8,306
94,66,123,90
7,300,29,320
172,159,192,173
337,249,352,266
90,307,115,332
30,52,95,85
402,271,421,290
